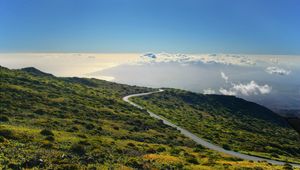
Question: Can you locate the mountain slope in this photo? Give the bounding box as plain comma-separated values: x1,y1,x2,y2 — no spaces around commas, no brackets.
132,89,300,163
20,67,54,77
1,66,289,169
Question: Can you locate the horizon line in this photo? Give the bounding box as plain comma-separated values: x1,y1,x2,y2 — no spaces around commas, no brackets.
0,52,300,56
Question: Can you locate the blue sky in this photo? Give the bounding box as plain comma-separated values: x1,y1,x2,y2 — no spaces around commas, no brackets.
0,0,300,54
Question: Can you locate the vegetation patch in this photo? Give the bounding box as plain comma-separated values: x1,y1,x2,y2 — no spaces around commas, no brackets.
0,66,296,169
40,129,54,136
132,89,300,163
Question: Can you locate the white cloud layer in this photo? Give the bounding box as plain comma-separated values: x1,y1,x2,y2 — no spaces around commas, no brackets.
139,53,256,66
219,81,272,96
0,53,140,79
266,66,291,75
220,71,229,83
203,89,216,94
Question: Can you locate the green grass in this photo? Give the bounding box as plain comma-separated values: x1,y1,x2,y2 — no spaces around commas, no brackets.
132,88,300,164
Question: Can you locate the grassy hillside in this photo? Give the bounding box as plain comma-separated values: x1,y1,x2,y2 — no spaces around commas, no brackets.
132,89,300,164
0,66,296,169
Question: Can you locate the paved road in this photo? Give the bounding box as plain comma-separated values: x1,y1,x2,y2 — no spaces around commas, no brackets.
123,89,300,168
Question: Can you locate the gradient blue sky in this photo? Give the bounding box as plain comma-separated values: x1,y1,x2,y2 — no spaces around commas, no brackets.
0,0,300,54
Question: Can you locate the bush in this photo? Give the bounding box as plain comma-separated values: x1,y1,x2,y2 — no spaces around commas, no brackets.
67,126,79,132
77,134,87,138
125,159,143,169
222,144,231,150
170,148,181,155
283,163,293,170
88,166,97,170
85,123,95,130
40,129,54,136
203,157,216,166
57,164,80,170
0,128,16,139
127,142,135,147
71,143,86,155
21,158,45,168
113,126,119,130
78,140,90,146
35,109,46,115
194,144,205,151
0,116,9,122
146,148,156,153
271,153,279,158
186,157,199,164
8,163,21,170
45,135,55,141
157,146,166,152
41,140,53,148
0,136,5,142
225,157,243,161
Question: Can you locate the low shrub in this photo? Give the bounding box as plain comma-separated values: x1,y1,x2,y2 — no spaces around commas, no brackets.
170,148,181,155
222,144,231,150
77,134,87,138
127,142,135,147
0,128,16,139
45,135,55,141
78,140,90,146
146,148,156,153
71,143,86,155
186,157,199,164
271,153,279,158
0,136,5,142
125,159,143,169
113,126,119,130
0,115,9,122
57,164,80,170
85,123,95,130
35,109,47,115
283,163,293,170
21,158,45,168
8,163,21,170
225,157,243,162
40,129,54,136
41,140,53,148
157,146,166,152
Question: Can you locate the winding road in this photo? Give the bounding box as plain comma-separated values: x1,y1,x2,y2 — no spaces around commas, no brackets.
123,89,300,168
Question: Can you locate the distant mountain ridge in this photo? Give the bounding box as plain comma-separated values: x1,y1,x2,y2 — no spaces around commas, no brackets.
20,67,54,77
